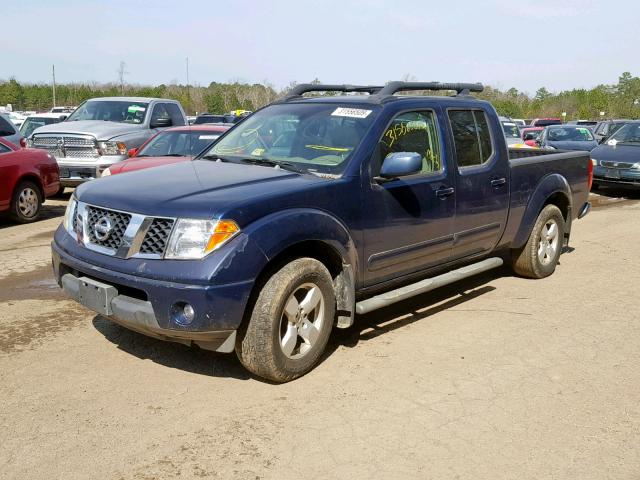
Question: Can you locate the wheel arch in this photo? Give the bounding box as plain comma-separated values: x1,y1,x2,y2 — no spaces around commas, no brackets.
243,209,358,329
13,174,44,200
512,173,572,249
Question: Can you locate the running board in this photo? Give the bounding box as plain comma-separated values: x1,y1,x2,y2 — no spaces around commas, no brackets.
355,257,504,315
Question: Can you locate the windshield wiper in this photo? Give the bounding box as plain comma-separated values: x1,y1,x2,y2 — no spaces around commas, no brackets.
201,154,233,162
240,157,305,174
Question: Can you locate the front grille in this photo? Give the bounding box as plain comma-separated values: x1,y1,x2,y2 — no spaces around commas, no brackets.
600,160,635,169
32,135,98,158
86,206,131,251
139,218,175,255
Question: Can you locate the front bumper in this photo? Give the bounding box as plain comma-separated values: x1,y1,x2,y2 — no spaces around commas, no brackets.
593,165,640,188
57,156,125,186
52,228,264,352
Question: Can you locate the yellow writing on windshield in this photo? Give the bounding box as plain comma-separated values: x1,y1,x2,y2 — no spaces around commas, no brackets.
305,145,351,152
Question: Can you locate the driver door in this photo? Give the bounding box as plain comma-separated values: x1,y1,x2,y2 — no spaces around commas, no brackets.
362,108,456,286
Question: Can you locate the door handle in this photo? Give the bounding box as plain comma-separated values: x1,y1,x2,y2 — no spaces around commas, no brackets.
435,187,455,198
491,178,507,187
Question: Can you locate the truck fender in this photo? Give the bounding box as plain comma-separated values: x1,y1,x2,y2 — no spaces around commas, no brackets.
244,208,358,328
109,131,153,149
512,173,572,249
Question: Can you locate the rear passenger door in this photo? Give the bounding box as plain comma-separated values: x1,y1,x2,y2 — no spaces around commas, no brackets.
447,109,509,259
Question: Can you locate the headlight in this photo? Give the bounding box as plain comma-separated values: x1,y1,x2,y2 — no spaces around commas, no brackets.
98,141,127,156
101,168,111,177
591,159,598,166
632,162,640,170
26,138,34,148
63,195,78,235
165,219,240,259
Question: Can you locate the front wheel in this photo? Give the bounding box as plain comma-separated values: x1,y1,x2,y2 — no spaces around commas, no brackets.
511,204,565,279
236,258,335,382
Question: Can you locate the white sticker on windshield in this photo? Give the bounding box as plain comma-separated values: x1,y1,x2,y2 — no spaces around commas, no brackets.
331,107,372,119
198,135,220,140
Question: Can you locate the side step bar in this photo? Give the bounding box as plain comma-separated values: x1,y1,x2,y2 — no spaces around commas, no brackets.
355,257,504,315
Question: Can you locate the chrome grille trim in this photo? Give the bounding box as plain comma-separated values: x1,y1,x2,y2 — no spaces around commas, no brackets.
74,201,175,259
600,160,635,169
31,134,99,159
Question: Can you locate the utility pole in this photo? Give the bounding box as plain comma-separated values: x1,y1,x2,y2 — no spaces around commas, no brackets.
117,61,129,95
52,65,57,108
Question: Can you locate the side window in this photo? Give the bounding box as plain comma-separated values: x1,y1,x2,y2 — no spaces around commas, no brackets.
448,110,494,168
166,103,186,126
0,142,11,154
379,110,442,175
150,104,171,125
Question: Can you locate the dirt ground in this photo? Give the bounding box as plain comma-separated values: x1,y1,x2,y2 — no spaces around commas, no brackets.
1,190,639,480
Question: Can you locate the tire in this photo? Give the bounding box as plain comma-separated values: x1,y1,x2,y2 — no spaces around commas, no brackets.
9,181,42,224
236,258,336,382
511,204,565,279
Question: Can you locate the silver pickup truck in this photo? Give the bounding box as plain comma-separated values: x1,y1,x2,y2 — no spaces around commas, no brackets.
28,97,187,189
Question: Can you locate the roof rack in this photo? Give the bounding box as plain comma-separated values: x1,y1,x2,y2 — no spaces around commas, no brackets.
284,84,383,99
377,82,484,96
280,81,485,102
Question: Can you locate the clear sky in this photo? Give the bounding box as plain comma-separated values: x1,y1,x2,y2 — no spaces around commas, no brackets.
4,0,639,94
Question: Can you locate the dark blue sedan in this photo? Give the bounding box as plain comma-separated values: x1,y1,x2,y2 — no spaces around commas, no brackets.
537,125,598,152
591,121,640,189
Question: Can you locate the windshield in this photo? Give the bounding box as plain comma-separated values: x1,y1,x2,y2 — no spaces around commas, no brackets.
202,103,379,175
547,126,594,142
66,100,149,124
138,130,225,157
502,122,520,138
20,117,61,137
609,123,640,144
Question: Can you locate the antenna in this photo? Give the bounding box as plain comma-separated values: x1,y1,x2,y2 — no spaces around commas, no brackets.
52,65,56,108
186,57,191,114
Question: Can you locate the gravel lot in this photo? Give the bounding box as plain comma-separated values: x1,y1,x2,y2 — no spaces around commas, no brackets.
1,190,639,480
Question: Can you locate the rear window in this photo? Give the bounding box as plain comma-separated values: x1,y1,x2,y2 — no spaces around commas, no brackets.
448,110,494,168
0,115,16,136
534,119,562,127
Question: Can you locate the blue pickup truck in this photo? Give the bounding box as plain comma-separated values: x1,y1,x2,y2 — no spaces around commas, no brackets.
52,82,593,382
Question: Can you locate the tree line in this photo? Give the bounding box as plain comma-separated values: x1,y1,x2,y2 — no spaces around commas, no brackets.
1,72,639,120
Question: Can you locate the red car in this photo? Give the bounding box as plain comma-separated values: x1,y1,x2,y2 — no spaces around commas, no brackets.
103,125,231,176
521,127,544,147
0,138,60,223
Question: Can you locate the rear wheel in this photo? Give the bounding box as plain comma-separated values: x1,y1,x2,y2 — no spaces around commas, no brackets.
9,181,42,223
511,204,564,279
236,258,335,382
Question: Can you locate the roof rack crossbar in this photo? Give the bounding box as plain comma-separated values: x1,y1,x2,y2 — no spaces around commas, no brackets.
284,84,383,99
377,82,484,96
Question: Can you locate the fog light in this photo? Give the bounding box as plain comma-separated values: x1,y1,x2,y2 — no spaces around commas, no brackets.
171,302,195,325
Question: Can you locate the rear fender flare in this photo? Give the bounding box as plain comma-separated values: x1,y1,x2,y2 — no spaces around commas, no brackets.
512,174,572,249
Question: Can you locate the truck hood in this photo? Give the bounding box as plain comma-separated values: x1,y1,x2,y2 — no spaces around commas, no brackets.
75,159,325,220
591,144,640,163
30,120,143,140
547,140,598,152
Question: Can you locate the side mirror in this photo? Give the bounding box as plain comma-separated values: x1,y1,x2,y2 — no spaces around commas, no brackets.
378,152,422,180
58,115,68,121
599,136,608,144
150,117,172,128
128,148,138,157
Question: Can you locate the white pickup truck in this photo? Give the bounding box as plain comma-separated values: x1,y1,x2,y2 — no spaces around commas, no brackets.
28,97,187,190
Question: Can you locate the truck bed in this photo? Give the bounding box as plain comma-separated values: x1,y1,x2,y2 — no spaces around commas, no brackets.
500,148,591,249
